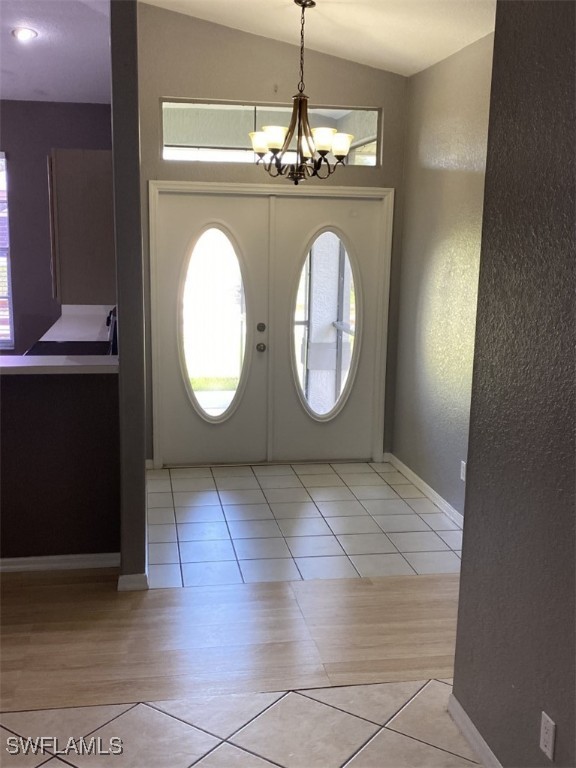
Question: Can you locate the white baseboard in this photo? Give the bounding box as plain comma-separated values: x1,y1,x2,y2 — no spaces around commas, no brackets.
449,694,502,767
384,453,464,527
0,553,120,572
117,573,149,591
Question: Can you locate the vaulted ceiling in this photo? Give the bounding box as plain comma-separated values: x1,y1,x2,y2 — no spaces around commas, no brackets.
0,0,496,103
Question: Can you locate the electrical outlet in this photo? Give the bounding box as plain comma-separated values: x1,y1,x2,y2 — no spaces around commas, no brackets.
460,461,466,481
540,711,556,760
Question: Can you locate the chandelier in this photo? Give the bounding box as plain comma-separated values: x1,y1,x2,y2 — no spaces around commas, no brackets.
249,0,354,185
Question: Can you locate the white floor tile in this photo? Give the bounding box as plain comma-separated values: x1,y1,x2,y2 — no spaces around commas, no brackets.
403,551,461,574
295,556,359,580
390,484,425,499
380,471,410,485
211,466,255,477
406,498,440,515
369,462,395,473
170,467,213,478
177,522,231,541
316,500,369,517
171,478,216,492
276,518,333,537
308,487,356,502
147,508,176,525
251,464,295,476
350,554,416,577
182,561,243,586
339,473,386,486
146,479,172,493
331,463,374,474
373,514,432,533
179,539,236,563
418,513,460,531
387,532,449,553
219,489,267,506
350,486,399,500
147,524,177,543
270,502,322,519
227,520,282,539
223,504,274,521
437,530,463,549
173,491,221,507
147,492,174,508
326,516,382,535
175,506,225,523
239,558,301,583
336,534,397,555
360,500,414,516
257,475,304,490
286,535,345,557
300,474,346,487
148,542,180,565
234,537,292,560
263,488,312,503
148,563,183,588
214,476,261,491
291,464,335,475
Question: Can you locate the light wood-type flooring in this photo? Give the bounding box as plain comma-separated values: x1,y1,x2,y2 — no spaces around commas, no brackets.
0,570,459,713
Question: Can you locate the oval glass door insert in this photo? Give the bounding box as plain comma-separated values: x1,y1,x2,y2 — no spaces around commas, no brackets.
294,231,358,417
181,228,246,420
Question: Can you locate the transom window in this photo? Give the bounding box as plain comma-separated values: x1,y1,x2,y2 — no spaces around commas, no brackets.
162,101,379,167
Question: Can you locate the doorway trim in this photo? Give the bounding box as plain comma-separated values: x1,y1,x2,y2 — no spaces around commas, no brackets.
149,181,394,466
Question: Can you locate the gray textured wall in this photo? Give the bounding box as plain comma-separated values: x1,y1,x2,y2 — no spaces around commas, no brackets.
111,0,147,577
452,2,575,765
137,2,409,458
392,35,494,514
0,100,111,355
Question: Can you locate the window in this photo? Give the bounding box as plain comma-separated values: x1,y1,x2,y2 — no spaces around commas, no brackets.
162,102,379,167
0,152,14,349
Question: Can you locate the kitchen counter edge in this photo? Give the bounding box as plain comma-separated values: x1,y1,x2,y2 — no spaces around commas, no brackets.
0,355,119,375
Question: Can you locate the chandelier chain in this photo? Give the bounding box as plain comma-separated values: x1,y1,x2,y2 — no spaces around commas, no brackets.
298,5,306,94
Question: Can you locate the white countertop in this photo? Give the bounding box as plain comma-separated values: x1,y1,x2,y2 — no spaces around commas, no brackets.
0,355,119,374
41,304,114,342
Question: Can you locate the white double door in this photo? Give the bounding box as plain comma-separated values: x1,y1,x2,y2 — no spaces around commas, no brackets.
150,183,393,467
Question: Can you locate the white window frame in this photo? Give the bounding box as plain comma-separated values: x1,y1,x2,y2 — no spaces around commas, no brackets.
0,151,14,350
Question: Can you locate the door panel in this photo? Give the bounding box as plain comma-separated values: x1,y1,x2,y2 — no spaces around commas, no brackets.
271,197,385,461
150,185,392,467
153,193,269,465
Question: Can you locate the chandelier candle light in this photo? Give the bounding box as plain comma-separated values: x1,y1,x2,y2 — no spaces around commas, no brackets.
249,0,353,184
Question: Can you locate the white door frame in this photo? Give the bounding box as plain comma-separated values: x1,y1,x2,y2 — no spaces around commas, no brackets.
149,181,394,467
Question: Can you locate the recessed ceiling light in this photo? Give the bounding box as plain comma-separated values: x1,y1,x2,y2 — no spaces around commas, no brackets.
12,27,38,42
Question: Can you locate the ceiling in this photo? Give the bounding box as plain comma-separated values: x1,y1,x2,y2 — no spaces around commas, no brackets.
0,0,496,103
144,0,496,76
0,0,111,102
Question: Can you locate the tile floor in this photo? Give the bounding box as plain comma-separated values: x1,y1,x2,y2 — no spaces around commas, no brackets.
0,679,478,767
147,462,463,589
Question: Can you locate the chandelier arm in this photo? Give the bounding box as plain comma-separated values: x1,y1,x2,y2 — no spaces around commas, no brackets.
279,94,301,160
300,95,315,158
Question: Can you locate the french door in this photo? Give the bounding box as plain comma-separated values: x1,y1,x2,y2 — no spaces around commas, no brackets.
150,183,393,467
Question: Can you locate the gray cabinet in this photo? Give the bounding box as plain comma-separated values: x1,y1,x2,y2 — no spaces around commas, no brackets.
49,149,117,304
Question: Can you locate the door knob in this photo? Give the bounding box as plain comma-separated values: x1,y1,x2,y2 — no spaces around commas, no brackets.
256,343,267,352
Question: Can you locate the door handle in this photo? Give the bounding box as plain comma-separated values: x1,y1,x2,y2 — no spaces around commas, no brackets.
256,343,267,352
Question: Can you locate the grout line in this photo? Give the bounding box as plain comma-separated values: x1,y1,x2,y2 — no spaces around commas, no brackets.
293,690,384,727
80,702,140,740
384,725,479,764
340,724,387,767
381,679,432,726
